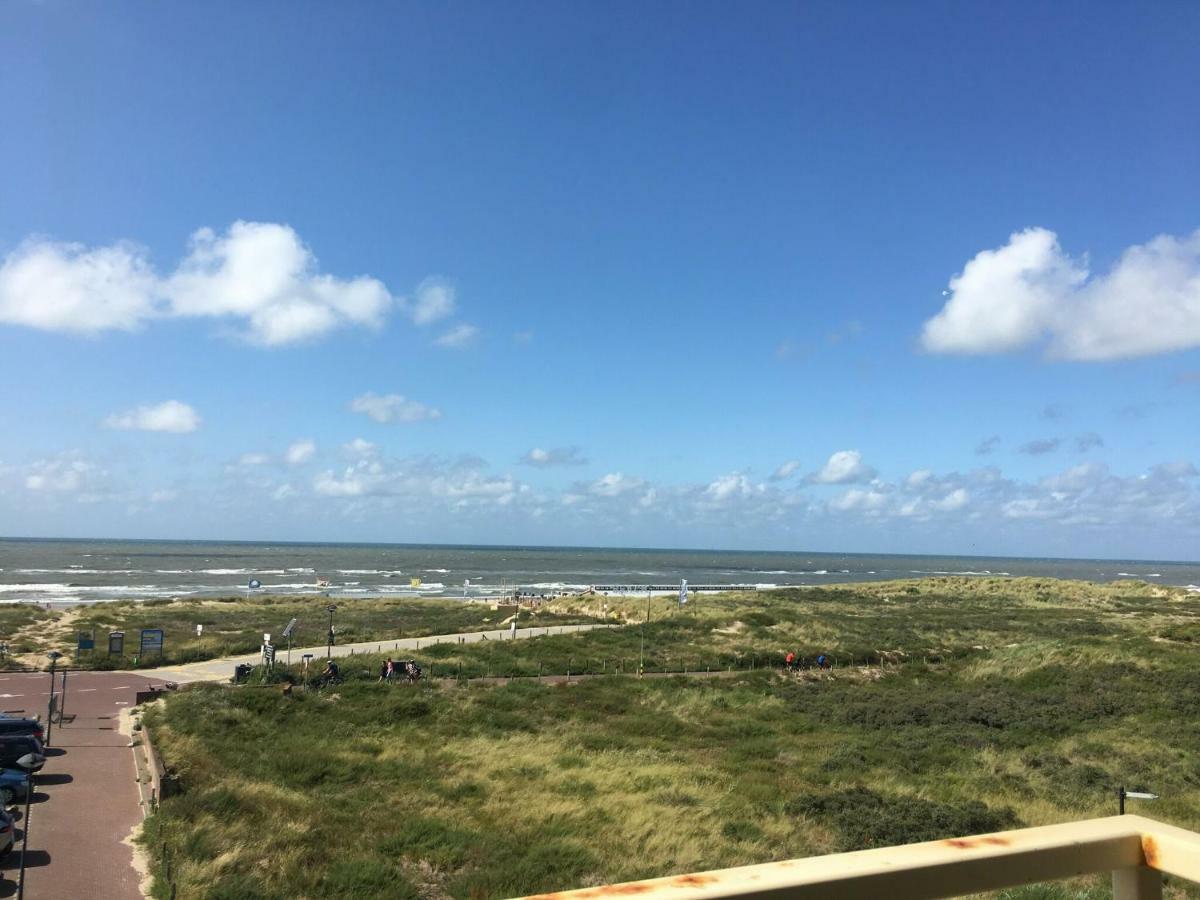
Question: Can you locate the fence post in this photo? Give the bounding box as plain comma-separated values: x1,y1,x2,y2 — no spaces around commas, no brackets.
1112,867,1163,900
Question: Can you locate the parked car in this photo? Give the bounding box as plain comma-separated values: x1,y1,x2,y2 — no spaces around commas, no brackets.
0,737,44,773
0,769,29,805
0,718,44,748
0,807,14,855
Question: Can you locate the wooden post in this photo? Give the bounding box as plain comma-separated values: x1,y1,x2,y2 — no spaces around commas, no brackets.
1112,868,1162,900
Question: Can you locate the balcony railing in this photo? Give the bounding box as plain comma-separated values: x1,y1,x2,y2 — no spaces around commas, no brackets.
520,815,1199,900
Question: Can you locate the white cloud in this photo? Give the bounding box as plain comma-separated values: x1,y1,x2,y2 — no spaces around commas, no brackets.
0,221,399,346
521,446,587,467
103,400,201,434
310,456,523,508
830,488,889,513
809,450,876,484
434,323,479,349
922,227,1200,360
342,438,377,458
26,460,94,492
0,238,158,334
23,454,108,499
350,392,442,424
934,487,969,511
167,222,392,345
407,277,456,326
770,460,801,481
285,439,316,465
589,473,644,497
237,453,271,467
703,473,762,503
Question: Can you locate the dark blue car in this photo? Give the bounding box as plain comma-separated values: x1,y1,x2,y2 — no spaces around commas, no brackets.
0,769,27,804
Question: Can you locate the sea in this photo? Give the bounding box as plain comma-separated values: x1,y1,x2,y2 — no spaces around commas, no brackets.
0,538,1198,606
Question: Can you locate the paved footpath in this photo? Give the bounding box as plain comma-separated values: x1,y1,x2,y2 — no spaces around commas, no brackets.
0,670,166,900
148,622,615,683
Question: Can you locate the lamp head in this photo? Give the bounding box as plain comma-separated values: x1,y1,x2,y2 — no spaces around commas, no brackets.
16,753,42,772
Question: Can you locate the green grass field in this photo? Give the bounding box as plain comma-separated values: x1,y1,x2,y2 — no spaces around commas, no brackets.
140,578,1200,899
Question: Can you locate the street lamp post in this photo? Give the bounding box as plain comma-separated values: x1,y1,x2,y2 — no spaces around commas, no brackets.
639,590,651,677
15,752,42,900
44,651,62,747
325,605,337,660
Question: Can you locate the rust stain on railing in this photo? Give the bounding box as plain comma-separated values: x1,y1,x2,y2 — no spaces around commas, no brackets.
517,816,1198,900
1141,834,1160,869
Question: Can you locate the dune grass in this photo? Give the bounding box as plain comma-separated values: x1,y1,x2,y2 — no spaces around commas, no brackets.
141,578,1200,899
52,595,603,668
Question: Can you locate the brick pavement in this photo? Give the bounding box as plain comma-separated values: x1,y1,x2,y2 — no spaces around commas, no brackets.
0,671,160,900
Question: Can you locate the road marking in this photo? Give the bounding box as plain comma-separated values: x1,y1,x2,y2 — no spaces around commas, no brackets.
0,694,21,699
114,701,129,705
77,688,97,693
112,685,131,690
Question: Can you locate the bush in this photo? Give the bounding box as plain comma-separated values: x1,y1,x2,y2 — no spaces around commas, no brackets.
786,787,1019,851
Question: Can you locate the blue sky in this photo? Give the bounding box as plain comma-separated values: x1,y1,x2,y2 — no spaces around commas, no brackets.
1,1,1198,559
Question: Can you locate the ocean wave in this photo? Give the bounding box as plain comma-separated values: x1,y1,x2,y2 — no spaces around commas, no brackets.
909,569,1010,576
15,568,139,575
424,568,451,574
524,582,589,591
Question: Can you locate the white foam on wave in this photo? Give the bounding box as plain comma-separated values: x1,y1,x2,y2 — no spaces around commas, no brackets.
15,568,139,575
909,569,1010,576
424,568,451,574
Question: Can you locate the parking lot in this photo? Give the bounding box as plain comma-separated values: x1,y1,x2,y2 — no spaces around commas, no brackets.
0,671,159,899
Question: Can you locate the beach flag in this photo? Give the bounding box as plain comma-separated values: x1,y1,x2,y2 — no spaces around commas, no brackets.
679,579,688,605
248,578,262,590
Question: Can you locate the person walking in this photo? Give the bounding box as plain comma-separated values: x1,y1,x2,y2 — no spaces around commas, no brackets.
785,651,796,672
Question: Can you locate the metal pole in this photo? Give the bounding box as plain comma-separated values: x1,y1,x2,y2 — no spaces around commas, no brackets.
16,759,34,900
1119,786,1125,815
639,593,647,676
44,659,57,747
57,669,68,722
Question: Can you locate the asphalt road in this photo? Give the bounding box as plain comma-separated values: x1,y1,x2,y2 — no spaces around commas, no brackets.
0,671,162,900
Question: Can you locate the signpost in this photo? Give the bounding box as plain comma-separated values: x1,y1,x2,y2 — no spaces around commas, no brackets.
282,617,298,666
302,653,314,690
139,629,165,659
76,631,95,655
108,631,125,657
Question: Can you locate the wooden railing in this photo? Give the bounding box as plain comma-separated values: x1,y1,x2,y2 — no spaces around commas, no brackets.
518,815,1199,900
